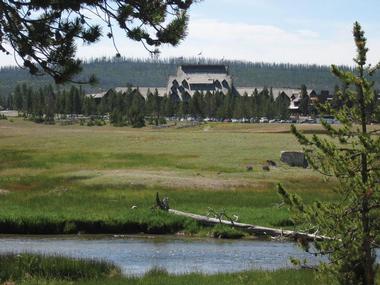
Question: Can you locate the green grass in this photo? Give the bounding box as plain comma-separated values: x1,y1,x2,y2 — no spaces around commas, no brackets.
5,253,380,285
35,269,322,285
0,253,322,285
0,118,338,235
0,253,120,283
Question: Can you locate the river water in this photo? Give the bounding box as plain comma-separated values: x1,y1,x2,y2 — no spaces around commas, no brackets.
0,236,324,275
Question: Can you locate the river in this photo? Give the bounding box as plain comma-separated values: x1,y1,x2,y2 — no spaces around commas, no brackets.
0,235,327,275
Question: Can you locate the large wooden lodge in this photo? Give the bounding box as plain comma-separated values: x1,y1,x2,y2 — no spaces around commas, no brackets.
87,64,332,115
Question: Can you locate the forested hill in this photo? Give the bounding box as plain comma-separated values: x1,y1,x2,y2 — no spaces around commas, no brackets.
0,57,370,97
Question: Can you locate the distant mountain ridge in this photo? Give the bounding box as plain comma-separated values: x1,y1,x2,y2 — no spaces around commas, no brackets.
0,57,375,97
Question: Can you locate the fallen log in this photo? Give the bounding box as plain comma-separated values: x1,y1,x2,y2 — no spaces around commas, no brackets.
169,208,330,241
156,193,330,242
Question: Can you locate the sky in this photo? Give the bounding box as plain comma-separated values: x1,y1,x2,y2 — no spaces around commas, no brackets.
1,0,380,67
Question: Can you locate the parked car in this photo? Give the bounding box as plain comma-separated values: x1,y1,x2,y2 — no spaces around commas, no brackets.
259,117,269,123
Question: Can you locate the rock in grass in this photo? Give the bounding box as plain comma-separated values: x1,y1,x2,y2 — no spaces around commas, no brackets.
0,189,9,195
280,151,308,168
262,165,270,171
266,160,277,167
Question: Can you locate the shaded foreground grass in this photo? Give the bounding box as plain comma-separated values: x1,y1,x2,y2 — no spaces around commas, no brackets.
5,253,380,285
1,253,321,285
0,253,120,282
0,119,338,235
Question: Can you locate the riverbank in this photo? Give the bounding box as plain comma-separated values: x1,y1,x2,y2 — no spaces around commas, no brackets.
0,119,337,236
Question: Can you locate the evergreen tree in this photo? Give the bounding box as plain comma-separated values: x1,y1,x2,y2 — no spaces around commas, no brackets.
274,92,290,119
331,85,342,110
0,1,195,83
299,84,310,116
255,88,270,118
268,87,276,118
127,92,146,128
164,93,180,117
13,84,23,111
278,22,380,285
180,93,191,117
241,93,252,119
57,90,67,115
45,85,56,123
72,86,82,114
251,88,259,117
153,89,163,125
64,90,74,115
6,93,13,110
233,94,243,119
190,91,205,118
204,92,215,118
146,89,163,125
222,92,235,119
83,96,96,116
32,88,45,122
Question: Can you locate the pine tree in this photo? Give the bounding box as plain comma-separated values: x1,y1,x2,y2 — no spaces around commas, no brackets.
204,92,214,118
72,86,82,115
233,94,243,119
180,93,191,118
278,22,380,285
6,93,13,110
146,89,163,125
64,90,74,115
241,93,252,119
251,88,259,118
274,92,290,120
128,91,146,128
256,88,270,118
190,91,205,119
153,89,163,125
299,84,310,116
222,92,234,119
83,96,96,116
45,85,56,123
13,84,23,111
0,1,196,83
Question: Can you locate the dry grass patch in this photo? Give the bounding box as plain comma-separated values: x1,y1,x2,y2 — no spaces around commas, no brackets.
0,189,9,195
76,169,263,190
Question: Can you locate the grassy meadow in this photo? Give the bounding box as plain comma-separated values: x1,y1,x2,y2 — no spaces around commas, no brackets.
0,118,337,234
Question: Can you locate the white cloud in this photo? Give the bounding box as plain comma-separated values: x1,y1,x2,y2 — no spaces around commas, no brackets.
296,30,320,39
1,18,380,68
157,18,380,66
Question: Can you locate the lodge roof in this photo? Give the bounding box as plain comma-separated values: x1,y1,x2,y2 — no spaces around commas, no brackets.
180,65,229,74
